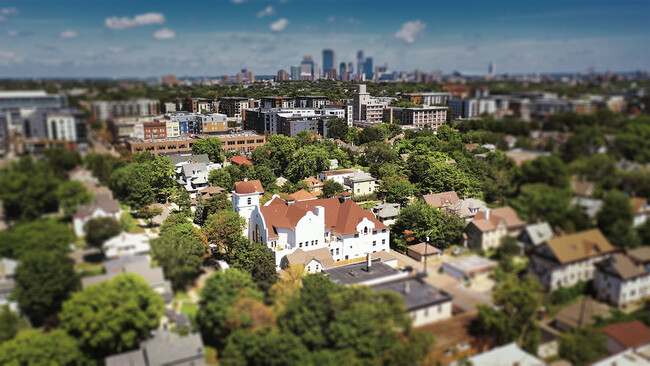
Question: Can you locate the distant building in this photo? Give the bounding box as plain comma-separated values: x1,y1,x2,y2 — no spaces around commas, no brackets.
105,331,205,366
0,258,18,311
353,84,387,123
127,131,266,156
275,69,290,81
383,106,447,130
161,74,180,85
454,342,546,366
403,92,451,106
89,98,160,122
343,171,378,196
102,232,151,259
322,49,337,76
218,97,255,118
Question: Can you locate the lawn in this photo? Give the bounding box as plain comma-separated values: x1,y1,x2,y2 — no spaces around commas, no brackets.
181,302,198,322
174,291,190,301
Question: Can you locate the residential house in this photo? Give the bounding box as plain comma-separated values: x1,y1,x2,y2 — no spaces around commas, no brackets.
553,297,611,332
407,243,442,263
594,252,650,308
463,206,526,251
343,171,378,196
167,153,211,177
422,191,459,209
179,163,220,198
82,255,172,302
317,168,358,185
630,247,650,266
302,176,324,195
453,342,547,366
72,195,121,237
570,196,603,220
230,156,252,166
422,191,486,221
592,343,650,366
571,176,596,197
192,185,225,205
528,229,617,290
281,248,334,273
105,331,205,366
371,202,400,225
102,232,151,259
285,189,318,202
442,255,497,282
518,221,554,250
0,258,18,311
275,176,288,187
601,321,650,355
244,192,390,267
631,197,650,227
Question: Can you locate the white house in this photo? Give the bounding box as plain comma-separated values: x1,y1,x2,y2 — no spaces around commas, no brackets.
632,197,650,227
241,189,390,268
594,253,650,308
72,195,121,237
527,229,616,290
317,168,358,185
454,342,547,366
180,163,220,198
232,179,264,233
102,232,151,259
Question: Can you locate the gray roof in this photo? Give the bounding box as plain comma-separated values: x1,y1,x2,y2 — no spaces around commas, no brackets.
74,195,120,217
443,255,497,275
181,163,208,177
373,203,400,218
167,154,211,165
105,331,205,366
82,256,169,291
520,222,554,246
345,171,376,183
324,258,403,285
570,197,603,219
371,276,452,311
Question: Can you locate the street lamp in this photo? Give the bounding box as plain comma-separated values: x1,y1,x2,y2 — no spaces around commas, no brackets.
424,235,429,276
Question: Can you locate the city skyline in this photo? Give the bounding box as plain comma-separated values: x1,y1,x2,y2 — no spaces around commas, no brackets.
0,0,649,78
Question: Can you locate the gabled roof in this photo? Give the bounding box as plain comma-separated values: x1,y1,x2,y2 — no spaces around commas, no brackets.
596,253,647,280
462,342,546,366
630,247,650,264
470,206,525,232
601,321,650,349
180,163,207,177
373,203,400,218
233,179,264,194
302,176,323,188
571,177,596,197
345,171,376,183
259,196,388,239
73,195,120,218
544,229,615,264
284,248,334,269
320,169,358,178
555,297,610,329
408,242,441,256
521,222,554,246
286,189,317,202
230,156,252,166
631,197,650,214
167,154,210,165
422,191,460,207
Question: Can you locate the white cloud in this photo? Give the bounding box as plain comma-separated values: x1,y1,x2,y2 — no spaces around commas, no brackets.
108,46,124,53
153,28,176,40
6,30,19,37
0,16,6,22
105,12,165,30
257,6,274,18
270,18,288,32
327,15,335,23
1,7,18,15
59,30,78,39
0,51,23,66
394,20,426,43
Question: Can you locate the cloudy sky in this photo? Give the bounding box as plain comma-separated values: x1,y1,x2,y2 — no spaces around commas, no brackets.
0,0,648,78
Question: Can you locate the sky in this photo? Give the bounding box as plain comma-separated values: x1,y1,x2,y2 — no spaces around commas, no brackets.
0,0,649,78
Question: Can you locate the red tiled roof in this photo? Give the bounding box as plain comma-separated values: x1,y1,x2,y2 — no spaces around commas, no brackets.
259,196,388,239
231,156,252,166
234,179,264,194
286,189,317,202
601,321,650,349
470,206,526,232
422,191,460,207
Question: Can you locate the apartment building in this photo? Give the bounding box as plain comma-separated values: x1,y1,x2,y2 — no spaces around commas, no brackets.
89,98,160,121
353,84,387,123
126,131,266,156
383,106,447,130
218,97,256,118
403,92,451,106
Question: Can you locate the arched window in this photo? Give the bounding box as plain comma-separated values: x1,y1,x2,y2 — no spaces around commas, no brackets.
247,197,252,205
364,227,368,235
255,224,260,243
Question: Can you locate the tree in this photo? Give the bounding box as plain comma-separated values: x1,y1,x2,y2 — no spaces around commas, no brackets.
151,232,205,290
296,130,315,148
558,328,607,366
286,145,330,183
638,219,650,247
202,210,246,256
197,269,263,350
43,148,82,178
196,192,231,225
520,155,569,188
137,204,163,227
0,220,75,259
254,165,276,188
192,136,225,163
14,251,80,326
230,238,278,294
56,180,93,218
208,169,233,190
269,264,305,314
0,329,86,366
321,179,345,198
358,126,386,144
326,118,349,141
172,188,192,214
149,156,176,201
84,217,122,248
476,275,543,354
391,201,465,251
60,273,164,359
0,306,18,345
597,190,639,248
377,175,417,205
511,184,572,229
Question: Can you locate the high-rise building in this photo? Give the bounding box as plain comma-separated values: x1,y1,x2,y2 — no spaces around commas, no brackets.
301,56,315,77
347,62,354,74
235,73,243,83
357,50,364,78
488,61,496,76
365,57,373,81
276,69,290,81
322,49,337,74
290,66,302,81
339,62,346,80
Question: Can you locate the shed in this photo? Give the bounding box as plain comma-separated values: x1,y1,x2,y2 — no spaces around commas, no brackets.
408,243,442,263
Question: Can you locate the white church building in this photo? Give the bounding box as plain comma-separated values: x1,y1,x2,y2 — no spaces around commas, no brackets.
232,181,391,268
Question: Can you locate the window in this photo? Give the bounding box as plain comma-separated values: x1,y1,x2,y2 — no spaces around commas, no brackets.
354,234,359,238
373,241,377,246
336,248,339,255
247,197,252,205
364,227,368,235
424,308,428,316
299,242,303,248
382,239,386,245
311,240,314,246
307,266,311,272
438,305,442,313
315,240,318,245
345,255,349,260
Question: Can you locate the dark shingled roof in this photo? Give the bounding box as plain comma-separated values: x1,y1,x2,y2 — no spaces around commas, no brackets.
371,276,452,311
324,258,403,285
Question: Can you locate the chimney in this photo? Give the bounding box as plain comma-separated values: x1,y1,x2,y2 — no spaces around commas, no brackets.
404,281,410,295
339,192,351,203
315,206,324,218
485,209,490,220
366,253,372,272
244,177,248,182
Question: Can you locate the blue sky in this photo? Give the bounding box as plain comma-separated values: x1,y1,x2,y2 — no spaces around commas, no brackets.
0,0,648,78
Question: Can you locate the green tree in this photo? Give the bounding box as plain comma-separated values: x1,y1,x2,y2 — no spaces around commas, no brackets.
109,163,154,209
43,148,82,178
0,329,86,366
203,209,246,256
149,156,176,201
137,204,163,227
558,328,607,366
321,179,345,198
377,175,417,205
358,126,386,144
520,155,570,188
60,273,164,359
511,184,572,228
286,145,330,183
597,190,639,248
230,238,278,295
56,180,93,218
0,306,18,344
221,328,310,366
476,275,543,354
192,136,225,163
391,201,465,251
84,217,122,248
0,220,75,259
208,169,233,190
326,118,350,141
638,220,650,247
172,188,192,215
254,165,277,188
197,269,263,350
151,232,205,290
14,251,80,326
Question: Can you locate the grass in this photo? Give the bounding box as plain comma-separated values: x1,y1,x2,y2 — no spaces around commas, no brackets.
181,302,198,322
174,291,191,300
205,346,219,365
129,226,145,234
